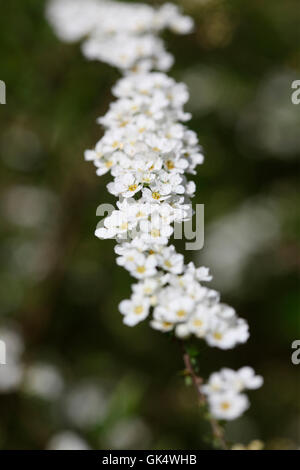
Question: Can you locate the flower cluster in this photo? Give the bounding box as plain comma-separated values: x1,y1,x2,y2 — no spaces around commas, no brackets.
202,367,263,420
47,0,262,422
47,0,193,71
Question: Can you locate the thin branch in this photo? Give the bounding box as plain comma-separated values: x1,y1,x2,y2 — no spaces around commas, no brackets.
182,347,228,450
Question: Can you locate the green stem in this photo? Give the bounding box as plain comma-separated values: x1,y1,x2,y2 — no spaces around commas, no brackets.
182,347,228,450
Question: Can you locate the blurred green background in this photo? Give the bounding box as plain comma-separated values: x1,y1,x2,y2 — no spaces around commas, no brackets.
0,0,299,450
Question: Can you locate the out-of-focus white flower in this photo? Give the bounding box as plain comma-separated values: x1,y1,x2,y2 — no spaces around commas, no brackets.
119,294,150,326
0,328,24,360
64,382,108,428
0,327,24,392
208,391,249,421
23,363,64,400
200,198,280,292
238,72,300,158
47,0,193,72
175,323,190,339
47,431,90,450
202,367,263,420
104,417,151,450
206,317,249,350
158,245,184,274
1,185,58,229
0,363,24,393
203,367,263,395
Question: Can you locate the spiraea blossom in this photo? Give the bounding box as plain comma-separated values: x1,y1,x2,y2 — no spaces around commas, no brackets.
47,0,262,423
202,367,263,420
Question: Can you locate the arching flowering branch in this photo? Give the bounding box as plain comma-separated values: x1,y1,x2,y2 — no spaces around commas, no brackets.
47,0,262,434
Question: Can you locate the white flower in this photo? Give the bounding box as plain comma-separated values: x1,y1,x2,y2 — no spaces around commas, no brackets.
150,318,174,333
132,278,160,297
235,367,264,390
107,173,142,198
219,367,263,392
95,210,133,239
154,293,194,324
23,363,64,400
187,305,211,338
114,237,148,254
150,171,185,196
170,16,194,35
185,262,213,282
0,327,24,361
163,155,188,174
120,252,157,279
84,148,118,175
119,295,150,326
202,366,262,420
202,372,226,395
206,317,249,350
139,212,173,245
47,431,90,450
158,245,184,274
211,303,236,319
145,135,176,154
175,323,190,339
208,391,249,421
0,327,24,392
65,382,108,428
116,247,141,269
0,363,23,393
142,187,166,204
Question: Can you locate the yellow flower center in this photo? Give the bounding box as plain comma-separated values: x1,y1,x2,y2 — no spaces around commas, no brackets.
221,402,231,410
213,332,223,340
166,160,175,170
128,184,138,192
150,229,160,238
177,310,186,318
134,305,144,315
136,266,146,274
152,192,161,200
